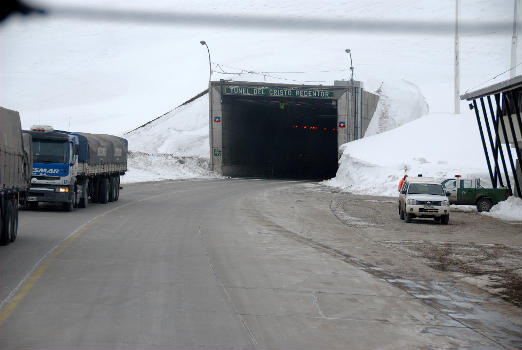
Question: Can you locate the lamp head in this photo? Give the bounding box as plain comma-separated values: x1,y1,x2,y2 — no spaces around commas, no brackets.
200,40,207,45
345,49,351,53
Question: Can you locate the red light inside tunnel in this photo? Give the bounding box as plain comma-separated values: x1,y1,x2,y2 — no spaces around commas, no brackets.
332,128,336,131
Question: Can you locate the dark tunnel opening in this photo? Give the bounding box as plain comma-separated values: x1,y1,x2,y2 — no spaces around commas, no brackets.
222,96,339,180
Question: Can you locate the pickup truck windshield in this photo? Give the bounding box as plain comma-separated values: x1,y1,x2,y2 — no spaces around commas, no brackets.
33,140,67,163
408,183,444,196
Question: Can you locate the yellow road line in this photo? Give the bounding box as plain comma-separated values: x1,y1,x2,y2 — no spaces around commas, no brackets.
0,220,98,325
0,187,202,326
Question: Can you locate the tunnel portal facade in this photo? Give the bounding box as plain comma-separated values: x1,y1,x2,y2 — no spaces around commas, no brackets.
209,80,378,179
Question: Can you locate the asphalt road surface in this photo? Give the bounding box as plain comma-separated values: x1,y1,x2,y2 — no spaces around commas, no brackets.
0,179,518,349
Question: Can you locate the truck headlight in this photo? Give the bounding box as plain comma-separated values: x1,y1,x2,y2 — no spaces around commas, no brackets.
407,199,417,205
55,187,69,193
441,200,449,206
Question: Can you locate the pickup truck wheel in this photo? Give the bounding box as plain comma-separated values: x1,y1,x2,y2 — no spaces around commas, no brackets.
0,200,13,246
440,215,449,225
405,213,413,223
10,200,18,242
434,216,441,222
476,198,492,212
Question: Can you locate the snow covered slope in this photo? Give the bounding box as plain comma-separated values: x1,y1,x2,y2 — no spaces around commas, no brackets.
364,80,429,137
125,92,209,158
122,92,212,183
325,112,489,197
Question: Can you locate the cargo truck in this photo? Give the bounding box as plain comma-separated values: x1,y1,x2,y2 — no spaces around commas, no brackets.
24,126,127,211
1,107,32,245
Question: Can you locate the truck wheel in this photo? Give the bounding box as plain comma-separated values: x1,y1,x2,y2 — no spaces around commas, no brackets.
10,200,18,242
79,182,88,208
441,215,449,225
63,200,74,212
99,178,109,204
476,198,492,212
108,177,115,202
405,213,413,223
0,200,13,246
90,178,99,203
114,177,120,201
28,202,38,210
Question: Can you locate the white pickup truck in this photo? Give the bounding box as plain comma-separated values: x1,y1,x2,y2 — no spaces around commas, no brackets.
398,177,451,224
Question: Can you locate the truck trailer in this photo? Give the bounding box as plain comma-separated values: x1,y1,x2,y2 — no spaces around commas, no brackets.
1,107,32,245
24,126,127,211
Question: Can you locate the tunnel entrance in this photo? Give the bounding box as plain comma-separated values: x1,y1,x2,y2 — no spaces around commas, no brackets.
209,81,379,180
222,96,338,179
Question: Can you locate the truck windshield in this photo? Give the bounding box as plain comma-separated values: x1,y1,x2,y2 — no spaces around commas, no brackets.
408,183,444,196
32,140,67,163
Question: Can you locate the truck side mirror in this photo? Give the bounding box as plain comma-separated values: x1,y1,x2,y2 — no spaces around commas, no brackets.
75,144,80,155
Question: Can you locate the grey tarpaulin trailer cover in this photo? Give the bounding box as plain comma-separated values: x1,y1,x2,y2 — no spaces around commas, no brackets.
1,106,32,245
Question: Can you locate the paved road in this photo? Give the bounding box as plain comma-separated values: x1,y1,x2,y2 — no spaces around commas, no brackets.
0,179,515,349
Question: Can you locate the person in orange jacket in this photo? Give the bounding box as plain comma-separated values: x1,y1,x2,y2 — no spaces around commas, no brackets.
398,174,408,192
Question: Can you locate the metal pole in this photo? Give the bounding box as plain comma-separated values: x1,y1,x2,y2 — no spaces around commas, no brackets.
472,100,494,185
349,51,356,140
480,97,505,187
200,41,213,168
511,0,519,78
454,0,460,114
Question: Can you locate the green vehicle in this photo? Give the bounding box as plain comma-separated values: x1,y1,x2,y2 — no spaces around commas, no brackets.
441,177,510,212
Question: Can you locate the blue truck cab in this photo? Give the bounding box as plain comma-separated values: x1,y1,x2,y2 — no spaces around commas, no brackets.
24,126,82,211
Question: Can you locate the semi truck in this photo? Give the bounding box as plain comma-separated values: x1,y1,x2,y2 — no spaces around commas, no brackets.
24,126,127,211
1,107,33,245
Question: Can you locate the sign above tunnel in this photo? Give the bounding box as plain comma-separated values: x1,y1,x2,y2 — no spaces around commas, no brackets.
223,85,334,99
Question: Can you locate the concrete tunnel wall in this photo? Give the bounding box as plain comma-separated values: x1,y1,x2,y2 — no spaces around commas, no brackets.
209,80,379,179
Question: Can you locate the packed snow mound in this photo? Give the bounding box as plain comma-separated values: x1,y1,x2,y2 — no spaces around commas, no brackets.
365,80,429,136
125,93,209,158
483,197,522,222
122,152,217,184
324,111,490,197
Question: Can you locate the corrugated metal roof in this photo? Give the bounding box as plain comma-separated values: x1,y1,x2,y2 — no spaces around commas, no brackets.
460,75,522,101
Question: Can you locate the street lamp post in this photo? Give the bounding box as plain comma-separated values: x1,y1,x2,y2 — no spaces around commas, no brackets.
201,40,214,169
345,49,357,140
200,40,212,81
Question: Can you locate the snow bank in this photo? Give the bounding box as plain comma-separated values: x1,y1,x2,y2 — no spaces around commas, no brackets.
122,152,216,184
483,197,522,222
125,94,209,158
324,112,489,197
365,80,429,137
122,93,214,183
